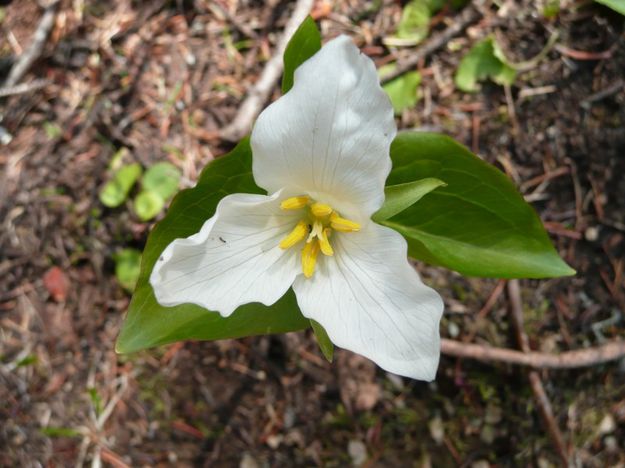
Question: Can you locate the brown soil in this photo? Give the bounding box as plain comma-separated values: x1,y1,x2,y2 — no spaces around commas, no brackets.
1,0,624,466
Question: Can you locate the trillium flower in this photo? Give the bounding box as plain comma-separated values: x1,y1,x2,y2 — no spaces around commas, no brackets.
150,36,444,380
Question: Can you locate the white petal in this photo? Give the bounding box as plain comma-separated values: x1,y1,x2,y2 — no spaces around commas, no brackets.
150,191,301,317
251,35,396,221
293,222,443,380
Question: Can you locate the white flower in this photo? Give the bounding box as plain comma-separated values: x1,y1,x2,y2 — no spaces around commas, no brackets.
150,36,443,380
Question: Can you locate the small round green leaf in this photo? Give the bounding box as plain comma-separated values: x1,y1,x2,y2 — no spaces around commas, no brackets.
113,248,142,292
99,163,142,208
142,162,181,201
381,68,422,114
134,190,165,221
455,37,516,92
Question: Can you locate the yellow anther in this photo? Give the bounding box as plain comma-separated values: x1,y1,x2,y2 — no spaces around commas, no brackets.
330,212,361,232
310,202,333,217
301,240,320,278
280,195,310,210
279,220,308,249
319,228,334,256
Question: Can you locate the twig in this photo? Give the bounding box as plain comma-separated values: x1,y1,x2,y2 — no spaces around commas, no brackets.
507,280,570,466
380,2,483,84
440,338,625,369
555,44,613,61
3,1,59,88
220,0,314,142
580,79,624,109
95,374,129,430
510,30,560,72
504,83,520,136
0,78,50,98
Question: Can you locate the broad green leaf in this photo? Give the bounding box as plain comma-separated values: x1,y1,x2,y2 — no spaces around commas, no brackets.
596,0,625,15
99,163,142,208
142,162,181,201
381,67,422,114
116,139,309,354
384,132,575,278
282,16,322,94
113,248,142,292
134,190,165,221
455,37,516,92
373,178,446,222
310,320,334,362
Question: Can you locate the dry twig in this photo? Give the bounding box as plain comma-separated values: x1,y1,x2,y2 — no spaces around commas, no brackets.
3,1,59,88
220,0,314,141
440,337,625,369
0,79,50,98
580,79,625,109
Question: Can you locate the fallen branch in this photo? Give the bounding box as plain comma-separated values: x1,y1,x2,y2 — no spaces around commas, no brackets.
0,78,50,98
580,79,624,109
440,337,625,369
220,0,314,142
380,1,483,84
3,1,59,88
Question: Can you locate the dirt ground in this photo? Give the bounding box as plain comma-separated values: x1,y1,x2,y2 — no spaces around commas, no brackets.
1,0,624,466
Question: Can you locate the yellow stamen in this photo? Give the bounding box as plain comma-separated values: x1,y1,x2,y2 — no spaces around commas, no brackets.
310,202,333,217
277,197,359,278
280,195,310,210
330,212,361,232
319,228,333,256
301,240,320,278
279,220,308,249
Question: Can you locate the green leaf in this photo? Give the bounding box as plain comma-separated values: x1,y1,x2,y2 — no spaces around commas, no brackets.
373,178,446,222
142,162,181,201
40,427,81,438
282,16,321,94
116,138,309,354
99,163,142,208
381,68,422,114
542,0,560,18
113,248,142,292
134,190,165,221
310,320,334,362
454,37,516,92
396,0,430,44
383,0,445,47
596,0,625,15
384,132,575,278
43,121,62,139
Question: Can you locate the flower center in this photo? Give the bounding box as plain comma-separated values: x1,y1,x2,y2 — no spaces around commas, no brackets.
278,195,361,278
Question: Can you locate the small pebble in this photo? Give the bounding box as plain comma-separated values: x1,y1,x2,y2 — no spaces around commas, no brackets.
348,439,367,466
585,226,599,241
